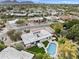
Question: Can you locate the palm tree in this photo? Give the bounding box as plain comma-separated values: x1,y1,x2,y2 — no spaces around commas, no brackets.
58,37,78,59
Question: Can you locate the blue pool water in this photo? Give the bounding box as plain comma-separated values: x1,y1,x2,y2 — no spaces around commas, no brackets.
47,43,56,56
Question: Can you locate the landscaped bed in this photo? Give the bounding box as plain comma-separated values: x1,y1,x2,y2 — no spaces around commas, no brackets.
43,41,49,47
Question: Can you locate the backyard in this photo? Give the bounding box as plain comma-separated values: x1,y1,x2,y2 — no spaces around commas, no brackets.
26,41,49,54
26,45,45,54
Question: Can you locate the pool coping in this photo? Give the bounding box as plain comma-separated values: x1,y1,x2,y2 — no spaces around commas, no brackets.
45,41,58,58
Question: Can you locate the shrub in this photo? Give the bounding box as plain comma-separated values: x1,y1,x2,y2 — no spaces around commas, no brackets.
0,40,6,51
14,43,24,51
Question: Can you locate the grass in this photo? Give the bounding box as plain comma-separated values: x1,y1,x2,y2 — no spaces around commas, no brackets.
26,41,49,54
43,41,49,47
26,45,45,54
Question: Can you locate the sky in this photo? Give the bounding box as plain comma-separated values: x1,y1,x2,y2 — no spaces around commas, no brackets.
17,0,79,4
0,0,79,4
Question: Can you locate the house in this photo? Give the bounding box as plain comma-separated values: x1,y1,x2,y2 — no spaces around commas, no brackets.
6,19,19,29
59,15,72,20
10,12,27,16
0,47,34,59
57,9,65,15
28,13,42,17
6,19,27,29
57,20,65,23
28,17,43,23
47,9,58,16
21,30,52,47
6,10,27,16
5,10,27,16
45,16,59,22
28,16,59,23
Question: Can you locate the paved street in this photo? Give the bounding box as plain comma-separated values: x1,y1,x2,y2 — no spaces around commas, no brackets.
9,22,53,30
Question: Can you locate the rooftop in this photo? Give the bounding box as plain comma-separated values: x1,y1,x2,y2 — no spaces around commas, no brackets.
28,17,43,21
21,30,52,44
0,47,34,59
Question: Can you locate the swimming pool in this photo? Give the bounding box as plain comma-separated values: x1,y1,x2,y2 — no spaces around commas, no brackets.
47,43,56,55
45,41,58,57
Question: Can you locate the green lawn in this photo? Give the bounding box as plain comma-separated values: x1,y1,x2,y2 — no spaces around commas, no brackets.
26,41,49,54
26,45,45,54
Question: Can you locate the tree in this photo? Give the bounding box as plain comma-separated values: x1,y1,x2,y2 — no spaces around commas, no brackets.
0,40,6,51
14,43,24,51
16,19,26,25
0,20,5,28
50,22,63,34
7,30,22,41
64,20,79,29
58,37,78,59
34,53,43,59
0,8,6,12
34,53,52,59
0,20,4,25
66,24,79,42
24,30,30,33
7,7,13,10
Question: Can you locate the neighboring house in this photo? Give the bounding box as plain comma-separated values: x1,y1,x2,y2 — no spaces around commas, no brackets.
10,12,27,16
6,19,19,29
59,15,72,20
32,9,42,13
6,19,27,29
5,10,27,16
45,16,59,22
21,30,52,47
57,20,65,23
0,47,34,59
28,13,42,17
28,16,59,23
47,9,58,15
28,17,43,22
57,9,65,15
70,15,79,20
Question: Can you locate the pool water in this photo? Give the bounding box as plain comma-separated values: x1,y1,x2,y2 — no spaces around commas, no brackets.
47,43,56,56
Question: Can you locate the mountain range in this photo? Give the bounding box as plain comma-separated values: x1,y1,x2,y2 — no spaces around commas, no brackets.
0,0,34,4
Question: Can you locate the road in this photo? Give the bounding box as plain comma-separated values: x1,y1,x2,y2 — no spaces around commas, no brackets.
9,22,53,30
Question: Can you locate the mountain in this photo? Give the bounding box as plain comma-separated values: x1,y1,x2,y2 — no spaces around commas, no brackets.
20,1,34,4
0,0,34,4
0,0,17,4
